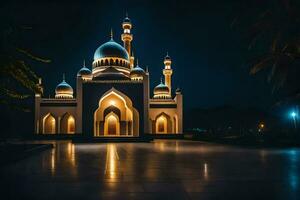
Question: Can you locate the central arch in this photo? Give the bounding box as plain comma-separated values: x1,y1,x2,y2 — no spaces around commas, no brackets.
154,112,172,134
94,88,139,137
156,115,167,133
104,112,120,136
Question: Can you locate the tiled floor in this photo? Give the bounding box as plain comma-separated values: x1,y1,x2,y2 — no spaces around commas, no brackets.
1,140,300,199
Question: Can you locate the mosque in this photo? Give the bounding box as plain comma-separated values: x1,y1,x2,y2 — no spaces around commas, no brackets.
34,15,183,138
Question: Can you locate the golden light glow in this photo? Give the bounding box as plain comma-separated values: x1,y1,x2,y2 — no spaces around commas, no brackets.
104,113,120,136
258,123,265,132
43,114,56,134
67,116,75,134
67,143,76,167
105,144,119,179
204,163,208,179
156,115,167,133
259,123,265,128
94,89,139,137
110,100,116,106
51,148,56,175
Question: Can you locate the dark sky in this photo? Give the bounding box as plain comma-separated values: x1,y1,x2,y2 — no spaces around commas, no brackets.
2,0,280,111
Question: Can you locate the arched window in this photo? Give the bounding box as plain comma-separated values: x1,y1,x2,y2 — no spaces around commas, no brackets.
116,59,119,65
105,59,109,65
43,114,56,134
101,60,104,66
155,114,170,134
108,115,117,134
157,116,166,133
104,112,120,136
67,116,75,134
60,113,75,134
110,59,114,65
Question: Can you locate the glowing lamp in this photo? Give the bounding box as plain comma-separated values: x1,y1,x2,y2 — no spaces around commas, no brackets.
291,112,297,118
259,123,265,128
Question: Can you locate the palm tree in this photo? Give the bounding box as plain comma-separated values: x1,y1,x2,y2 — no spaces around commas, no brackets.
0,24,50,111
233,0,300,100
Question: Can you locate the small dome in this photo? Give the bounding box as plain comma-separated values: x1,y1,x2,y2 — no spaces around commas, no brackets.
77,66,92,77
130,65,145,77
93,66,130,80
165,54,171,61
176,88,181,93
123,16,131,23
55,80,73,98
94,39,129,61
154,82,169,95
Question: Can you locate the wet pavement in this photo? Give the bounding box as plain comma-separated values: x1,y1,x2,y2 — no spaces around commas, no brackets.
1,140,300,200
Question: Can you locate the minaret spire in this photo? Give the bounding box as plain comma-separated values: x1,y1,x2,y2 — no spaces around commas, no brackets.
122,13,133,68
110,28,114,40
163,53,173,97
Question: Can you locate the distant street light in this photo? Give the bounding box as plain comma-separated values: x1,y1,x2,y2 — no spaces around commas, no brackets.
290,111,298,130
258,123,265,133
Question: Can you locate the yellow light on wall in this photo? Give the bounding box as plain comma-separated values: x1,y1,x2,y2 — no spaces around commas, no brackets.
110,100,116,106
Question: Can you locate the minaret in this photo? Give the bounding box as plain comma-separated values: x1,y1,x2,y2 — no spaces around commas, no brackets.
130,51,135,68
163,53,173,96
121,13,134,68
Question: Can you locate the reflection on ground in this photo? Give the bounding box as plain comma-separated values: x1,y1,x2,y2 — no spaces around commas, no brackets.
1,140,300,199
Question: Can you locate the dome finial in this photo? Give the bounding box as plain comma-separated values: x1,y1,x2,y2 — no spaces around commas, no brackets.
63,73,65,81
160,77,163,84
110,28,113,40
146,66,149,73
83,59,86,67
167,51,169,56
136,58,139,66
126,11,128,18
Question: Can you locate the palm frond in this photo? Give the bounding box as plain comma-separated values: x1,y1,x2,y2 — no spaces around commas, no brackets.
16,48,51,63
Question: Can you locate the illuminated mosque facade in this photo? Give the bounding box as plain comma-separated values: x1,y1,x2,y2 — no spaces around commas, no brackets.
34,16,183,137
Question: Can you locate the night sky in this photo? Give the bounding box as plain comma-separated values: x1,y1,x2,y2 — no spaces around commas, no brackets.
2,0,280,111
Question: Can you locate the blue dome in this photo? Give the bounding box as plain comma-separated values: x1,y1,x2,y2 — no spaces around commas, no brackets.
55,80,73,98
55,80,73,94
154,82,169,94
77,66,92,77
165,54,171,60
130,65,145,76
123,16,131,23
94,39,129,60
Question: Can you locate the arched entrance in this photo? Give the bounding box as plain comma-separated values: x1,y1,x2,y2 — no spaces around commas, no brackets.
104,112,120,136
156,115,167,133
60,113,75,134
94,88,139,137
67,115,75,134
43,113,56,134
154,113,172,134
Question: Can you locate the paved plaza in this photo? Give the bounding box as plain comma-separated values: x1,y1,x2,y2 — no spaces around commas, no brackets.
1,140,300,199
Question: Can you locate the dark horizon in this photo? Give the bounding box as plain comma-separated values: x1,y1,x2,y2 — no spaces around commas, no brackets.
1,0,291,112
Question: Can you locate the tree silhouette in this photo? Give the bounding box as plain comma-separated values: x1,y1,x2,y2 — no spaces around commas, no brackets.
233,0,300,101
0,24,50,111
